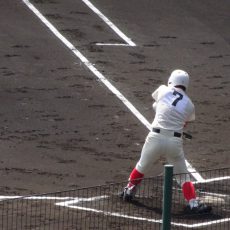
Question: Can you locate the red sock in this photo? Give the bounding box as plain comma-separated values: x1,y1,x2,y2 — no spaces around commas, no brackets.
182,181,196,201
128,168,144,187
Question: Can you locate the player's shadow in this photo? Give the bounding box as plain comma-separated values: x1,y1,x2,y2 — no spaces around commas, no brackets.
173,208,223,220
131,200,223,221
130,199,162,215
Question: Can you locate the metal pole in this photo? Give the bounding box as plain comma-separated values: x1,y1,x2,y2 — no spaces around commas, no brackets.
161,164,173,230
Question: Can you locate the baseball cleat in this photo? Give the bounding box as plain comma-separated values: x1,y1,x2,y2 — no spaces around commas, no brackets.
120,185,137,202
185,203,212,214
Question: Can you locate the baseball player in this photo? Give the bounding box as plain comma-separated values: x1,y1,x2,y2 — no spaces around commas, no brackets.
120,69,212,213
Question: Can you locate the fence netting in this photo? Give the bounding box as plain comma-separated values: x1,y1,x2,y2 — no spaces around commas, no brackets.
0,167,229,229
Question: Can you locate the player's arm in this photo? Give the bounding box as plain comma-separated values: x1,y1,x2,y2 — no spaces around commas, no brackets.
187,107,195,122
151,89,159,101
152,102,157,111
152,86,162,110
152,85,166,101
151,85,167,111
151,87,159,111
183,113,195,139
184,104,195,128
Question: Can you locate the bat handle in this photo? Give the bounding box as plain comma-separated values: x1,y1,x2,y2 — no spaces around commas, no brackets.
183,132,192,140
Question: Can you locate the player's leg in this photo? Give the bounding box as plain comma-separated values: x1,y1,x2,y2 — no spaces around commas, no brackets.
126,168,144,189
121,132,162,201
167,142,212,213
120,168,144,202
170,154,198,208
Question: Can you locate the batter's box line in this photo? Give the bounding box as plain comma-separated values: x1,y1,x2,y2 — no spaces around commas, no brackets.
81,0,136,47
95,43,131,46
55,195,230,229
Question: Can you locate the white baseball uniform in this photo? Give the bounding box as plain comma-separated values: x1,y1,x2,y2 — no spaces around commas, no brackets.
135,85,195,183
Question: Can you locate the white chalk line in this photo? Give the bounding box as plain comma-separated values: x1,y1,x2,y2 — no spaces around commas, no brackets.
0,196,75,201
200,191,229,199
81,0,136,47
21,0,204,182
17,2,230,227
185,160,204,182
174,175,230,199
1,187,229,228
55,195,230,228
95,43,130,46
193,175,230,184
21,0,150,129
0,195,229,228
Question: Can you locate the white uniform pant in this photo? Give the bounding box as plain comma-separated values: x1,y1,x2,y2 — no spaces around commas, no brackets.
136,130,191,185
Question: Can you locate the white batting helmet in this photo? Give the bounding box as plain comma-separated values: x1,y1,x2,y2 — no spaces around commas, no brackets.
168,69,189,90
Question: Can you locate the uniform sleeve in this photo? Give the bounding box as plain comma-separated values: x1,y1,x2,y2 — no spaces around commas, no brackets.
152,85,165,101
152,88,159,101
187,105,195,121
152,102,157,111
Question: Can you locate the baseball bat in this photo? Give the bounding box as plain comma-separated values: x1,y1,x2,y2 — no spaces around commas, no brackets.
183,132,192,140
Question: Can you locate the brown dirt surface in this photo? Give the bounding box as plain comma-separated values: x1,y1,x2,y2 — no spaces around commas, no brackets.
0,0,229,199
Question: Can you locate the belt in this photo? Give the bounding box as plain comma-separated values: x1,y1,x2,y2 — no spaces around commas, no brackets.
152,128,182,138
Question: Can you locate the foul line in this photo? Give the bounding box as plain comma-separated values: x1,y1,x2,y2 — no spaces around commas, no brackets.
81,0,136,46
21,0,202,181
194,176,230,184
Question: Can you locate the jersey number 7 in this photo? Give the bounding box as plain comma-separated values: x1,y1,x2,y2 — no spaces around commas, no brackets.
172,90,183,106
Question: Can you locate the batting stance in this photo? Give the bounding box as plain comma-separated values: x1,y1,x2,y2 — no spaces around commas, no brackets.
120,70,212,213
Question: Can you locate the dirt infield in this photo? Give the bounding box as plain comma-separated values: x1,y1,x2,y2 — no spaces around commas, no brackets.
0,0,229,198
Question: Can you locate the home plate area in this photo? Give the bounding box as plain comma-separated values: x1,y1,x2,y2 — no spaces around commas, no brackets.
1,168,230,230
55,180,230,229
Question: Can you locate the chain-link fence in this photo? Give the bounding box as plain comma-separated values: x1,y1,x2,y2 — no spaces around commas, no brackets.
0,167,229,229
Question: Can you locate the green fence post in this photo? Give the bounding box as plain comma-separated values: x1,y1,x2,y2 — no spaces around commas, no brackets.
161,164,173,230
